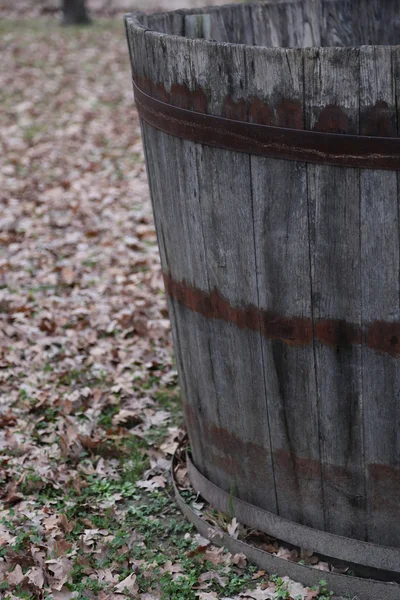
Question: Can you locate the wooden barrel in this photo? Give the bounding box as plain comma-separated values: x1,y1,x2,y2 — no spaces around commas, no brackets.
125,0,400,573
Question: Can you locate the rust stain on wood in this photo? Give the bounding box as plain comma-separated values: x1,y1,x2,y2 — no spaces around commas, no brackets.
183,402,271,484
276,98,304,129
367,321,400,355
164,273,400,357
360,100,397,137
315,319,362,348
275,449,322,478
314,104,351,133
184,401,397,513
248,96,275,125
135,74,208,112
134,79,400,170
223,95,247,121
369,463,400,511
135,76,306,131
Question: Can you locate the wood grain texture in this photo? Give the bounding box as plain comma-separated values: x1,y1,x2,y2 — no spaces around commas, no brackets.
144,1,400,48
128,19,212,479
245,44,324,528
189,37,278,511
305,46,366,540
126,1,400,548
211,3,254,45
184,14,211,40
360,45,400,547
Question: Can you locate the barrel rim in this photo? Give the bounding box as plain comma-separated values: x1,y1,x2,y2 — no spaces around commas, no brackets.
124,3,400,52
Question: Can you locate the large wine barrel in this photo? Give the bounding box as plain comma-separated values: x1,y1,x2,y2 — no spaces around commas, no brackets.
125,1,400,593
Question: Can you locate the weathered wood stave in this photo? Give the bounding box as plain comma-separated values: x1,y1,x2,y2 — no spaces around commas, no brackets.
125,0,400,553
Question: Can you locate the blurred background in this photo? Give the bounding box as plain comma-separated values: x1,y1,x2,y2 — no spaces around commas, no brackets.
0,0,234,19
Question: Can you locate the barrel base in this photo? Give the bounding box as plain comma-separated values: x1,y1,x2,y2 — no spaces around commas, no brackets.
172,448,400,600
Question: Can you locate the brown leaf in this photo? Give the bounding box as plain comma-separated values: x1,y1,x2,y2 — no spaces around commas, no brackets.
203,547,224,566
43,514,59,531
160,561,182,575
252,570,266,580
259,542,278,554
112,409,142,429
232,552,247,568
187,544,209,558
174,464,189,488
58,434,70,458
61,267,76,285
114,573,139,595
78,435,120,458
7,564,25,586
46,557,73,591
39,317,57,333
54,539,73,558
3,481,23,506
227,517,239,539
239,589,275,600
137,475,166,491
26,566,45,589
198,571,227,587
59,514,75,534
0,412,17,428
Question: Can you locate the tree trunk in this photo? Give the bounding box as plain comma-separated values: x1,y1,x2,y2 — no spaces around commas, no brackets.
62,0,90,25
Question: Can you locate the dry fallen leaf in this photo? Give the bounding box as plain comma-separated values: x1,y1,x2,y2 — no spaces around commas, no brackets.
198,570,227,587
54,539,73,558
160,561,183,575
59,513,75,534
232,552,247,568
197,593,219,600
46,557,73,591
251,570,266,580
114,572,139,595
26,566,45,589
240,587,276,600
137,475,166,491
227,517,239,539
7,564,25,586
203,546,224,565
61,267,76,285
3,481,23,506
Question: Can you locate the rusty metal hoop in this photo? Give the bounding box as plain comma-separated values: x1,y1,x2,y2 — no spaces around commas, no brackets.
172,451,400,600
133,80,400,171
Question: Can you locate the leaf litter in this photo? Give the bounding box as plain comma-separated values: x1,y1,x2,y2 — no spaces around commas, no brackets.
0,6,341,600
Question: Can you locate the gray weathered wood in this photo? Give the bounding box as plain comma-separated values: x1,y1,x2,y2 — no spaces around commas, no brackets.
212,3,255,45
361,45,400,547
189,37,278,511
127,16,211,479
184,14,211,40
126,0,400,552
304,46,366,540
245,44,324,528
